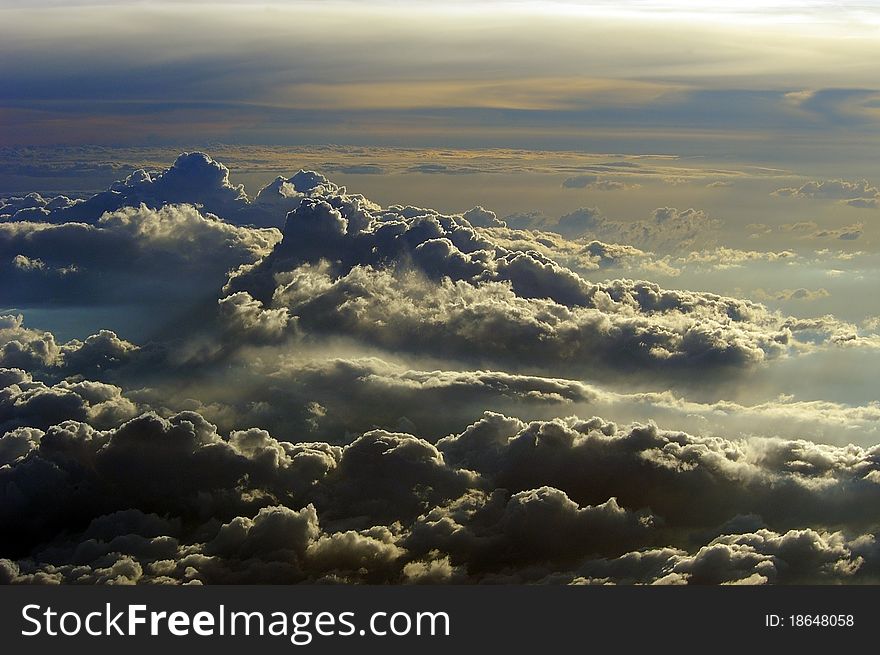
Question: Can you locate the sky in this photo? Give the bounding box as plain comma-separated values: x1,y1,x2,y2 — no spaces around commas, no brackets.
2,1,880,585
3,1,880,167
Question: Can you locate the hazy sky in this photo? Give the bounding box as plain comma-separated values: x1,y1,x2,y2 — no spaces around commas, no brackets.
2,0,880,166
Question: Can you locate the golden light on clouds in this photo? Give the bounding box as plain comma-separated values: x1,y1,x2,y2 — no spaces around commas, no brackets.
269,77,686,111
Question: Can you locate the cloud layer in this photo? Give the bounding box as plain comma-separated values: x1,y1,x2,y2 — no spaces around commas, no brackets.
3,409,880,584
221,193,800,383
2,153,879,585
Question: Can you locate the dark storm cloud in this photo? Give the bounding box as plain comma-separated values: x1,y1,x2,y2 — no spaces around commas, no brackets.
3,406,880,584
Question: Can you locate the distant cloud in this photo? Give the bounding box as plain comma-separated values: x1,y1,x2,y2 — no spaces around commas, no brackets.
406,163,480,175
551,206,719,251
773,179,880,208
752,287,831,302
320,164,386,175
755,221,863,241
0,152,343,230
561,175,637,190
844,197,878,209
812,224,863,240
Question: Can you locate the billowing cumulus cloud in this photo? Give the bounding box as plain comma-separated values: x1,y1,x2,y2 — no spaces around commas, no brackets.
221,193,798,382
0,204,280,330
477,226,651,271
0,314,138,375
2,154,879,585
3,407,880,584
0,152,343,230
436,413,880,532
1,367,138,434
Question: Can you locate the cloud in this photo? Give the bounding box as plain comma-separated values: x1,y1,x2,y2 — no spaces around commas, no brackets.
773,179,880,207
221,193,797,382
0,145,756,186
226,267,792,381
406,163,480,175
749,221,864,241
752,288,831,302
567,527,867,585
503,210,549,230
11,153,248,225
320,163,386,175
550,206,719,251
0,315,62,370
0,314,139,376
405,487,656,574
3,153,880,585
132,354,601,442
561,175,637,191
0,410,338,559
437,413,880,534
0,205,280,319
844,198,878,209
3,407,880,583
0,152,343,230
810,223,863,240
0,367,138,435
461,206,505,228
471,226,654,272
